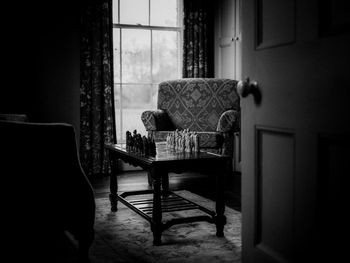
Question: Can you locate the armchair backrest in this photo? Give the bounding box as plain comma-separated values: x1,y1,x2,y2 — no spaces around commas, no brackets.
157,78,239,132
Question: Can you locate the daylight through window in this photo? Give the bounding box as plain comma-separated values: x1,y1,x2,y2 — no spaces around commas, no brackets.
112,0,183,142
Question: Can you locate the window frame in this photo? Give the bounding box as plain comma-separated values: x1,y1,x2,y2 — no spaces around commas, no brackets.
112,0,183,142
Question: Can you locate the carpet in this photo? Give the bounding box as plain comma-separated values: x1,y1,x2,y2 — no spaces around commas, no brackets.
89,190,241,263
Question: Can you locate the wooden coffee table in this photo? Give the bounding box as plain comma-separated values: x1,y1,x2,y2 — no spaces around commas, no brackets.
105,142,230,245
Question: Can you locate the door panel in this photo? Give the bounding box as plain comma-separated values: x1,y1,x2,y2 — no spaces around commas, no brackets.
316,134,350,260
256,0,295,49
255,127,295,262
241,0,350,262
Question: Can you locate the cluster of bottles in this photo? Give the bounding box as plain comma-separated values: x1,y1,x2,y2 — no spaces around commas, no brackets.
126,130,156,157
166,129,200,153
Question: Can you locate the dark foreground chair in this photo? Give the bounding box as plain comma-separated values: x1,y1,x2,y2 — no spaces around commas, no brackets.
0,113,28,122
0,120,95,262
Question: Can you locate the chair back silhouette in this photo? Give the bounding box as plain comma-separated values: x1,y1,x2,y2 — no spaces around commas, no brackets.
0,120,95,262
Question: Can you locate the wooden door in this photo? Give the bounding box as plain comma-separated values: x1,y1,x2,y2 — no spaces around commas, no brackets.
240,0,350,262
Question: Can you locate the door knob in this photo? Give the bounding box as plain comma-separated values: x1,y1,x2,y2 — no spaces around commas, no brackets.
237,78,258,98
237,78,261,105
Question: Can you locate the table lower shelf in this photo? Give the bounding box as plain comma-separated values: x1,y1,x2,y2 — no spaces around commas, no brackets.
117,190,217,232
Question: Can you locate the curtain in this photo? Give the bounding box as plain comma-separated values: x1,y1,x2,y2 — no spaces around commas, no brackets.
183,0,214,78
80,0,116,178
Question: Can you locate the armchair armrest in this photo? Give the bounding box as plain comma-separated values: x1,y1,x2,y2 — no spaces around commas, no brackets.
216,109,240,133
141,109,174,131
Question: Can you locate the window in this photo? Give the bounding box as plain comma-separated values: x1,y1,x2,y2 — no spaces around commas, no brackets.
112,0,183,142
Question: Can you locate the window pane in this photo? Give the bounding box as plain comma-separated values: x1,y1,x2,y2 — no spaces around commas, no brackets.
122,108,147,139
112,0,119,23
122,29,151,83
152,30,179,83
151,0,178,27
120,0,149,25
152,84,158,108
113,28,120,83
122,84,152,139
122,84,152,109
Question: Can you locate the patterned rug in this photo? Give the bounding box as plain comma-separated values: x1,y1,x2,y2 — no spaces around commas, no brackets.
89,190,241,263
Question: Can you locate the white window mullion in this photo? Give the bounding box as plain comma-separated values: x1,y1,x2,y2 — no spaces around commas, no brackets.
149,0,154,109
119,28,123,141
148,0,151,26
150,29,153,87
178,0,184,78
113,24,182,32
118,0,120,23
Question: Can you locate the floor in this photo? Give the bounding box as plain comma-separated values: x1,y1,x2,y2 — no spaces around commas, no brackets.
54,169,241,262
90,168,241,212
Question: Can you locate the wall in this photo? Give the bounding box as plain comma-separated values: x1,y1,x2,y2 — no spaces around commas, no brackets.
214,0,241,172
0,1,81,136
214,0,241,79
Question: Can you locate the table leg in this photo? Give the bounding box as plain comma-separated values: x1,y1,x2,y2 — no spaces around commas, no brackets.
109,156,118,212
151,167,162,245
215,164,227,237
147,171,153,188
161,170,169,196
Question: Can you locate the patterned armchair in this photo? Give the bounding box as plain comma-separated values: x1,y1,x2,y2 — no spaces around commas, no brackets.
141,78,240,159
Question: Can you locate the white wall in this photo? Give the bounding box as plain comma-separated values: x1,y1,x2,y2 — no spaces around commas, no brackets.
214,0,241,80
214,0,242,172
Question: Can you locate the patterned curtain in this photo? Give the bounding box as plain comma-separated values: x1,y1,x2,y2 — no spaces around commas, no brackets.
80,0,116,178
183,0,214,78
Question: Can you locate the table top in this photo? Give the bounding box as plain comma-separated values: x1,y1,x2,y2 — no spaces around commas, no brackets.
105,142,230,164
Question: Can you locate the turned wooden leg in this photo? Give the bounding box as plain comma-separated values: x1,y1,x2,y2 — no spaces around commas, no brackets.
109,156,118,212
147,171,153,188
151,167,162,245
161,170,169,196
